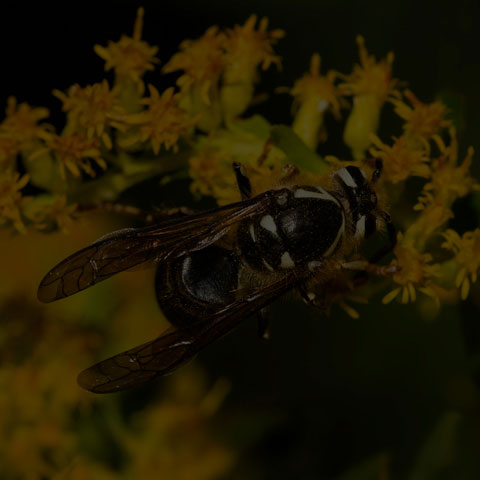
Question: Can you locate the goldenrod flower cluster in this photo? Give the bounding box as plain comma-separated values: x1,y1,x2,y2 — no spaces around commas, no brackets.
1,7,479,478
1,8,479,315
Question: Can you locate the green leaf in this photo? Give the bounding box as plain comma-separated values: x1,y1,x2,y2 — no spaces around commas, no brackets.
235,115,272,140
270,124,329,175
69,150,191,203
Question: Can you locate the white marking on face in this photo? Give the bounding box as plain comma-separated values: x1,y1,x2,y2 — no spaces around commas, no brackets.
249,223,256,242
307,292,316,301
280,251,295,269
260,215,279,236
262,258,274,272
323,214,345,257
294,187,340,206
337,168,357,188
355,215,366,240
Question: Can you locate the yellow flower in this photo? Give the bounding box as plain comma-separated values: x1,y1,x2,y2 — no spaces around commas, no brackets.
0,171,29,233
382,233,441,304
164,26,226,99
0,136,19,169
23,194,77,233
221,15,284,122
421,127,477,206
0,97,50,149
290,53,344,149
369,134,430,183
118,85,195,154
224,15,284,76
342,36,396,160
342,36,395,101
30,133,106,179
0,306,96,478
189,130,285,205
189,147,239,204
407,201,453,248
94,8,159,95
442,229,480,299
52,80,126,149
163,26,226,131
390,90,451,140
116,370,235,480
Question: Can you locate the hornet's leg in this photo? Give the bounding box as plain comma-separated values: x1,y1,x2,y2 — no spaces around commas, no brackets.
369,212,397,264
78,202,156,224
341,259,400,278
297,282,319,305
257,137,273,166
278,164,300,185
257,307,271,340
233,162,253,200
78,203,197,225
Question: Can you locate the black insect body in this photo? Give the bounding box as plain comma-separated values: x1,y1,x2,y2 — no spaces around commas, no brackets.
38,164,395,393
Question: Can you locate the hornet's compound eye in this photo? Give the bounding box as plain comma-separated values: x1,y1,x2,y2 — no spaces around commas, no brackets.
345,166,367,188
354,213,377,240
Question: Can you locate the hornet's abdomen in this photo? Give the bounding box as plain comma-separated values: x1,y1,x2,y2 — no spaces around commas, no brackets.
155,245,239,329
237,186,345,271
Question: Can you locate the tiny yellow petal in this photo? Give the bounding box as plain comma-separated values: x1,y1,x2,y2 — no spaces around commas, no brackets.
339,301,360,319
455,267,467,289
382,287,401,304
408,282,416,302
461,278,470,300
401,286,409,304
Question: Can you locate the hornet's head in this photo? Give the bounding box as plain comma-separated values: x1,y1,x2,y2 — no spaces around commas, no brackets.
333,165,379,240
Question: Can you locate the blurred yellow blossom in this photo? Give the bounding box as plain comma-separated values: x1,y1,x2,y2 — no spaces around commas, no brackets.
0,171,29,233
369,134,431,183
23,194,78,233
342,35,396,160
116,370,235,480
0,97,51,172
163,26,226,132
0,9,479,479
390,89,451,140
30,132,106,179
0,96,50,146
442,229,480,299
94,7,159,96
290,53,345,149
189,146,239,203
0,306,96,478
118,85,195,154
0,136,19,169
53,80,126,149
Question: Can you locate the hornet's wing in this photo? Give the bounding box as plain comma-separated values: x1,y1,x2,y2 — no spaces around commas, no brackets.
77,270,305,393
38,193,273,303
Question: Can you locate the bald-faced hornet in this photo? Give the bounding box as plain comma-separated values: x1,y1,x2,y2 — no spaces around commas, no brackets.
38,162,396,393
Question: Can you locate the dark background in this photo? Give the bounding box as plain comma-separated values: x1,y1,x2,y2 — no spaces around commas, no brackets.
2,1,480,479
